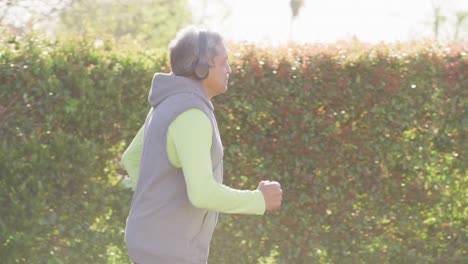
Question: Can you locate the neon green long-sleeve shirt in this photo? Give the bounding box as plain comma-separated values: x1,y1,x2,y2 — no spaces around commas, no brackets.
121,108,266,215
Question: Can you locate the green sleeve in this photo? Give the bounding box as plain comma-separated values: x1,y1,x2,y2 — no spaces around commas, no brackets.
169,108,266,215
121,125,144,190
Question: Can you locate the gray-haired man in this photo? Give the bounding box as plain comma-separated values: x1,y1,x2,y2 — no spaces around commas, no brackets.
122,26,282,264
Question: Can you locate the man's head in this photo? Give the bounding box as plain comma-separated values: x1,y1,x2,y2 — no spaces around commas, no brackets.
168,26,231,99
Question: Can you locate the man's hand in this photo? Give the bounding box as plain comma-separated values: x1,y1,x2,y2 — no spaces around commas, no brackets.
257,180,282,211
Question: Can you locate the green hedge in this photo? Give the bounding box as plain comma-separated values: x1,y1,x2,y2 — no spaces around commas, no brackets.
0,36,466,263
211,42,467,263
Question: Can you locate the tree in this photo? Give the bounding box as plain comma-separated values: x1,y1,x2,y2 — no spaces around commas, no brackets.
289,0,304,41
0,0,191,48
55,0,191,48
432,6,447,41
454,11,468,40
0,0,74,35
429,1,468,42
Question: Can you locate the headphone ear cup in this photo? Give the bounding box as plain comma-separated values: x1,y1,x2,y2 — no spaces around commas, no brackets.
195,31,209,80
194,62,209,80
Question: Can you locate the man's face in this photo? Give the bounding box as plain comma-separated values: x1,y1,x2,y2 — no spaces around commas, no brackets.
202,43,231,99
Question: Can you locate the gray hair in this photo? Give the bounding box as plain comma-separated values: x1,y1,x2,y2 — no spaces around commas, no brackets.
168,26,223,77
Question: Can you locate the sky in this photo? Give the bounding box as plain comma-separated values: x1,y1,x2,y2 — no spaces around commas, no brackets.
188,0,468,44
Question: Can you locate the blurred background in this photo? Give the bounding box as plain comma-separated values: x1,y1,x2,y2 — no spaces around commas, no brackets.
2,0,468,47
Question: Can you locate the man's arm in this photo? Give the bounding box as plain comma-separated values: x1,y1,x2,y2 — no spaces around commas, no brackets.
121,125,144,190
169,108,266,215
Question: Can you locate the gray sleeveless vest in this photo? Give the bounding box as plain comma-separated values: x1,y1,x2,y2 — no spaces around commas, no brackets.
125,73,223,264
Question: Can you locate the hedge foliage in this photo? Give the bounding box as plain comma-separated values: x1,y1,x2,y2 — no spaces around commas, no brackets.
0,36,466,263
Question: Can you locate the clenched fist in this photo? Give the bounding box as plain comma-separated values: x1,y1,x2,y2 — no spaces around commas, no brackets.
257,180,282,211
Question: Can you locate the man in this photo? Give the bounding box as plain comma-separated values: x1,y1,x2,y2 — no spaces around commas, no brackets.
122,26,283,264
